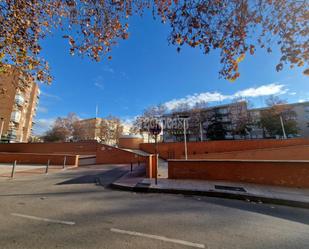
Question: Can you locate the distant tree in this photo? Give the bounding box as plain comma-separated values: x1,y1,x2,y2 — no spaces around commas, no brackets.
130,104,167,141
99,116,123,145
42,125,69,142
206,111,227,140
42,113,79,142
28,136,42,143
260,96,298,137
171,103,191,113
72,120,92,141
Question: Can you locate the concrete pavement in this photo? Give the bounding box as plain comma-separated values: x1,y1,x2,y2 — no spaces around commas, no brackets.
0,164,309,249
111,165,309,208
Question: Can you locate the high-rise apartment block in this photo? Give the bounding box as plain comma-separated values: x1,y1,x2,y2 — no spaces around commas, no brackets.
0,67,40,142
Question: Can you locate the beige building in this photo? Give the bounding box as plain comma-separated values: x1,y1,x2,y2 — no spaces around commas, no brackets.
249,101,309,138
288,102,309,137
0,68,40,142
75,117,123,145
75,118,102,141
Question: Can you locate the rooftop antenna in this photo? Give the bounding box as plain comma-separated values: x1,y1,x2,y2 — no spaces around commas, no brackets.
95,104,98,118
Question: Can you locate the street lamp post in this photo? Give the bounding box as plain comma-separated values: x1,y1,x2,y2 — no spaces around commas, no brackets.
179,115,189,160
0,118,4,142
149,121,162,185
280,115,287,139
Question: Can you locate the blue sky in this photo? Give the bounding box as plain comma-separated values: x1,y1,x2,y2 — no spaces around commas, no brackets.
34,11,309,134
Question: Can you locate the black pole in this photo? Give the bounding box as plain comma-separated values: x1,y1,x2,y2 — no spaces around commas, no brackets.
45,159,50,174
11,160,17,178
130,162,133,172
155,134,158,185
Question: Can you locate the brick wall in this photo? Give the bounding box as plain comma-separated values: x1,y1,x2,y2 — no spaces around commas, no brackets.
0,141,98,155
168,159,309,188
118,137,144,150
140,139,309,159
186,145,309,160
96,144,147,164
0,152,78,166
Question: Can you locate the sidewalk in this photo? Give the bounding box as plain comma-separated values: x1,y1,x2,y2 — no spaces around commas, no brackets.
109,165,309,209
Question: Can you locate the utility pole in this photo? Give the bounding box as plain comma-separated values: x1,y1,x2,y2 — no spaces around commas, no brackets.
184,119,187,160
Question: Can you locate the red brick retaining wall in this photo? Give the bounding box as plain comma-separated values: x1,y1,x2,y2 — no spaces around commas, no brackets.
140,139,309,159
186,145,309,160
168,159,309,188
0,152,78,166
96,144,146,164
0,141,98,155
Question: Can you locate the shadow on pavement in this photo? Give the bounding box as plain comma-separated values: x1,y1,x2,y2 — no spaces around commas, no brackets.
57,167,129,186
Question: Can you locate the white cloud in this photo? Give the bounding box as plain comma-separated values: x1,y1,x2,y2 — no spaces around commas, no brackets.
165,92,226,110
94,76,104,90
164,83,288,110
40,91,61,100
37,106,48,113
102,65,114,74
233,83,287,98
32,118,55,135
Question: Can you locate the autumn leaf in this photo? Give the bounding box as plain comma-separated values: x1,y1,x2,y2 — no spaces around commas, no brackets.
236,53,246,63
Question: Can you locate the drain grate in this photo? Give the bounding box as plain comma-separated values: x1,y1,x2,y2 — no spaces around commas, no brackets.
215,185,246,192
135,182,151,188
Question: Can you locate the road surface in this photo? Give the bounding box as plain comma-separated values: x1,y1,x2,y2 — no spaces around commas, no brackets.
0,164,308,249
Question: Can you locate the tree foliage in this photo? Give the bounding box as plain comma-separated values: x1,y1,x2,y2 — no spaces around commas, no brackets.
205,111,227,140
0,0,307,91
42,113,79,142
99,116,123,145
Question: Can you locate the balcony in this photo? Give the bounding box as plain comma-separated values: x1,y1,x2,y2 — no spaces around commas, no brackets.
10,111,21,123
15,94,25,106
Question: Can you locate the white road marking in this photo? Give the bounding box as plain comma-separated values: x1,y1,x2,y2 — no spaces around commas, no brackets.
110,228,205,248
11,213,75,225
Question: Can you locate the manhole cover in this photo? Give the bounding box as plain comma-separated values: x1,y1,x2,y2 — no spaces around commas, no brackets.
215,185,246,192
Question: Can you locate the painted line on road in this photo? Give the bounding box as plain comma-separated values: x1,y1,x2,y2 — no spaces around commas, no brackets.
110,228,205,248
11,213,75,225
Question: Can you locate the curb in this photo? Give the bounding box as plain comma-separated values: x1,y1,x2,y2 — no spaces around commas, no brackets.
110,182,309,209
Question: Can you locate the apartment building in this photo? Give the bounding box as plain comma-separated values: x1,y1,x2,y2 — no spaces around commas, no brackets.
0,68,40,142
162,101,248,142
291,101,309,137
74,118,102,141
162,100,309,142
249,101,309,138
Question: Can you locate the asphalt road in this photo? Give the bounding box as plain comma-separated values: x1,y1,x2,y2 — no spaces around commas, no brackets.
0,164,309,249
